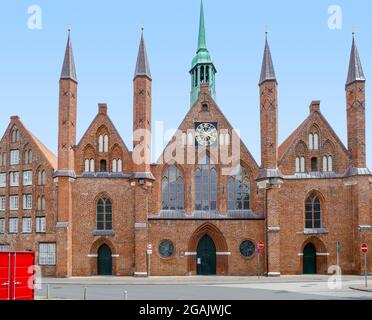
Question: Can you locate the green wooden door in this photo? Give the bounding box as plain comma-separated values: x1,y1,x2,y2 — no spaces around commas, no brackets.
197,235,216,275
303,243,317,274
98,244,112,276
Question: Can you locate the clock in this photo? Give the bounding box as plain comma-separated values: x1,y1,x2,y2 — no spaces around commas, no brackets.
195,122,218,146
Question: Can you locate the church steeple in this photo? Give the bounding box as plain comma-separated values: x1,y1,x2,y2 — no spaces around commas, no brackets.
60,29,77,83
190,0,216,106
259,33,276,85
134,28,152,80
346,33,365,86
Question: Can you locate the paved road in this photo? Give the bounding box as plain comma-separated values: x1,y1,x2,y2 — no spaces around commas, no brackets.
36,281,372,300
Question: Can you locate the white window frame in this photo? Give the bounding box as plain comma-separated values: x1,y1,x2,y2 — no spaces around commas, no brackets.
10,172,19,187
36,216,46,233
23,194,33,210
0,196,5,211
0,218,4,234
84,159,90,172
22,217,32,234
0,173,6,188
117,159,122,172
0,244,10,251
309,134,314,150
112,159,117,173
23,170,33,186
10,150,20,165
103,135,109,153
9,218,18,233
9,195,19,211
90,159,95,172
38,243,56,265
98,135,104,153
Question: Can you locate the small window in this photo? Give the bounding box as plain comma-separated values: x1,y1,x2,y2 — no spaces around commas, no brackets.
41,171,46,185
202,104,209,112
9,218,18,233
311,157,318,172
158,240,175,258
0,244,9,251
100,160,107,172
97,197,112,230
90,159,95,172
36,217,46,233
308,134,314,150
0,218,4,234
38,243,56,265
0,196,5,211
323,156,333,172
112,159,117,173
117,159,122,172
305,195,322,229
0,173,6,188
313,133,319,150
37,171,42,185
41,196,46,210
22,218,32,234
9,195,18,211
103,135,109,153
10,172,19,187
10,150,19,165
22,194,32,210
98,135,104,153
84,159,90,172
240,240,256,258
23,170,33,186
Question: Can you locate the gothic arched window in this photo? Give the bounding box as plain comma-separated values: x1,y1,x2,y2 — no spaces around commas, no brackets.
195,155,217,211
305,194,321,229
97,196,112,230
228,169,250,210
162,165,184,210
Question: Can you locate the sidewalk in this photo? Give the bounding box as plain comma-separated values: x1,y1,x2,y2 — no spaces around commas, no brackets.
40,275,372,286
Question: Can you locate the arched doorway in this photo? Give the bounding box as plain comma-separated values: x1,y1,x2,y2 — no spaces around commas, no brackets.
196,235,216,275
303,243,317,274
97,244,112,275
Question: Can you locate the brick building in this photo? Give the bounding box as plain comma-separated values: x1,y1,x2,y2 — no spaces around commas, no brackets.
0,2,371,277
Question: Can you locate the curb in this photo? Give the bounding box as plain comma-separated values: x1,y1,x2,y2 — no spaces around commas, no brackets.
349,286,372,293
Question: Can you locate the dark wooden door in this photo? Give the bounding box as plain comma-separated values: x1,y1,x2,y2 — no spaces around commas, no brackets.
97,245,112,276
303,243,317,274
197,235,216,275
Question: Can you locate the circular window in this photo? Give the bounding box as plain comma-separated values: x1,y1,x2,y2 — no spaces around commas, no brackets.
158,240,175,258
240,240,256,258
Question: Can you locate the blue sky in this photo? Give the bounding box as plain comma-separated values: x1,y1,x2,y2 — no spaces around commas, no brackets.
0,0,371,166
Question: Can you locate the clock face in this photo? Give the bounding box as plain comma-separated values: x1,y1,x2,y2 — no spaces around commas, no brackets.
195,122,218,146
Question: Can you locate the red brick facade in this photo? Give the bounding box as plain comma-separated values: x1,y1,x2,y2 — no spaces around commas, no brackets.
0,30,371,278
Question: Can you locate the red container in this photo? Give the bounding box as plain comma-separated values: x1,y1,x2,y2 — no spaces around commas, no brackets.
0,252,35,300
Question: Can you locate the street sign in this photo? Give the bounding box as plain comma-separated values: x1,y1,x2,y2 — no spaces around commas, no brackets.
147,244,153,255
361,243,368,253
258,241,264,250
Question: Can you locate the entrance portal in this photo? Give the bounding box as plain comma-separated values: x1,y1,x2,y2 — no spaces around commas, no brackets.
97,244,112,276
196,235,216,275
303,243,317,274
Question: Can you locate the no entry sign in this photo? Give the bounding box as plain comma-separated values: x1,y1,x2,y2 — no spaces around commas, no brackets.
258,241,264,250
361,243,368,253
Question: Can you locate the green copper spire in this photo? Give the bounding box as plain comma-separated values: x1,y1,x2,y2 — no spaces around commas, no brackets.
190,0,216,106
197,0,207,53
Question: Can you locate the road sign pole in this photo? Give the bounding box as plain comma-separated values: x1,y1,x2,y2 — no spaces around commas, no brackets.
258,249,261,279
365,252,368,288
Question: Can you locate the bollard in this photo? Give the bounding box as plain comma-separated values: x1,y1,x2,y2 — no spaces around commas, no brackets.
83,287,87,300
123,290,128,300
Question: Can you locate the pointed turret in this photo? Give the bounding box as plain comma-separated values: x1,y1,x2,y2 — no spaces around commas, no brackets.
346,34,365,86
345,33,367,169
258,32,279,173
134,29,152,80
190,0,216,106
60,29,77,83
259,34,276,85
